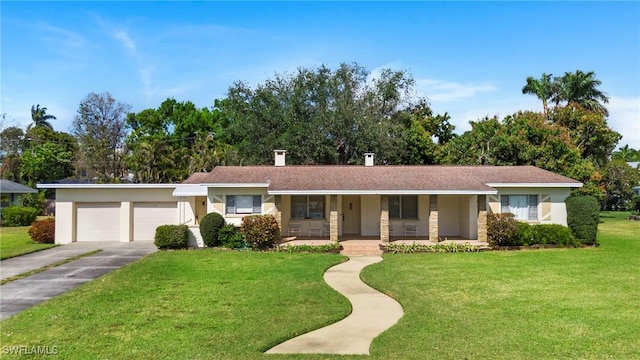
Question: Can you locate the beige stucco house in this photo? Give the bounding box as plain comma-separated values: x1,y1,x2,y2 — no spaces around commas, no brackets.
40,151,582,245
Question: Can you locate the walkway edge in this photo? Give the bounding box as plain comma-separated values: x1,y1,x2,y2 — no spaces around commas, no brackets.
265,256,403,355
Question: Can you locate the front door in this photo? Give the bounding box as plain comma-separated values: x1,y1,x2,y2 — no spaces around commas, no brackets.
342,195,361,235
195,196,207,225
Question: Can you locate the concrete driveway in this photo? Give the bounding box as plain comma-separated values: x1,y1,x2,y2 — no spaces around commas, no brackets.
0,241,156,320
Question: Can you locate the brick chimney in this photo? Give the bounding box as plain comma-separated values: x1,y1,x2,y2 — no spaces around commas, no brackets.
274,150,287,166
364,153,374,166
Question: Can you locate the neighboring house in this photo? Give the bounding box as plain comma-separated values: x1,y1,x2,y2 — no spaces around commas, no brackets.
39,151,582,245
0,180,37,208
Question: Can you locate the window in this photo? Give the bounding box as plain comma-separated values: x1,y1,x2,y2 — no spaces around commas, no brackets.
501,195,538,221
291,195,325,219
389,195,418,219
226,195,261,215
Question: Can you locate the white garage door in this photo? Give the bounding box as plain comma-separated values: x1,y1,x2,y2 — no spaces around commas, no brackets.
133,202,178,241
76,203,121,241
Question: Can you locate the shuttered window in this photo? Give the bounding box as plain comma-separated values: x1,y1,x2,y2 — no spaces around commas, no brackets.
500,195,538,221
226,195,262,215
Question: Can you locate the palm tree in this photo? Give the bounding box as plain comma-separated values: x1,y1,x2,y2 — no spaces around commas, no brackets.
522,73,556,116
29,104,56,130
552,70,610,116
612,145,640,161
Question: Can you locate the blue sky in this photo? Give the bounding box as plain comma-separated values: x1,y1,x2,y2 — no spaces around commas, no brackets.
2,1,639,149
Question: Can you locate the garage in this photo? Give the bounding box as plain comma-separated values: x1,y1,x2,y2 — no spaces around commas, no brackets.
132,202,178,241
76,203,121,241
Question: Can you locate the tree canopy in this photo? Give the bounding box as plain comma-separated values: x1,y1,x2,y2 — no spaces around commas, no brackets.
72,92,131,182
218,62,426,165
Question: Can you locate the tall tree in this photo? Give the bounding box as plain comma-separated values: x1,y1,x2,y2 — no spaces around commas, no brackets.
219,62,418,165
522,73,555,115
549,104,621,167
29,104,56,130
552,70,610,116
125,98,228,182
20,142,75,185
72,92,131,182
612,145,640,162
0,126,25,156
602,159,640,209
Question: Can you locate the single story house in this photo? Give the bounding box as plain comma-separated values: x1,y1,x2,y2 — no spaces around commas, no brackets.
39,151,582,245
1,180,37,208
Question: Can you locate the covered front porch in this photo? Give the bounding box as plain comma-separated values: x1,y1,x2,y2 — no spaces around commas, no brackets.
275,193,490,244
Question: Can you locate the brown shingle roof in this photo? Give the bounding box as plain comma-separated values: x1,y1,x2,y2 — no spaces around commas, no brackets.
182,165,581,193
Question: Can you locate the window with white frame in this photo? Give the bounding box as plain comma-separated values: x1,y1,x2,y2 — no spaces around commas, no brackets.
226,195,262,215
389,195,418,219
291,195,325,219
501,195,538,221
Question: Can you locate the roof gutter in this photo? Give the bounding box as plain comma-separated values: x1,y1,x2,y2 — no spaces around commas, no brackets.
486,182,583,188
268,189,498,195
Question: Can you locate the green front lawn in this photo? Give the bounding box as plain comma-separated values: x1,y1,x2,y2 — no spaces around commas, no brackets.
0,212,638,359
0,226,57,260
363,211,640,359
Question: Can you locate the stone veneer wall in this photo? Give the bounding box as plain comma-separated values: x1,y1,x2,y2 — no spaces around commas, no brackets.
330,195,338,242
477,195,487,242
380,195,389,243
429,196,438,241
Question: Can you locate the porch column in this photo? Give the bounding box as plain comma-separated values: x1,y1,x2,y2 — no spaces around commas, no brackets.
329,195,338,242
429,196,439,241
380,195,390,243
274,195,282,233
477,195,488,242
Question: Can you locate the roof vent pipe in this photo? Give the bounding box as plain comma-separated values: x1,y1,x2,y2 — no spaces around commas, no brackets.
274,150,287,166
364,153,374,166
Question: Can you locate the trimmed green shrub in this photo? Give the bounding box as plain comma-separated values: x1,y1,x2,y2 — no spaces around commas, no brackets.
532,224,578,246
218,224,244,249
566,196,600,245
516,221,532,246
240,215,280,250
277,242,342,253
382,242,479,253
199,212,226,247
487,212,519,247
1,206,39,227
154,224,189,250
28,218,55,244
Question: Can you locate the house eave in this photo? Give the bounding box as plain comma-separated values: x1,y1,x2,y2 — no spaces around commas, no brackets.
485,182,583,188
199,183,270,188
268,190,498,195
37,184,178,189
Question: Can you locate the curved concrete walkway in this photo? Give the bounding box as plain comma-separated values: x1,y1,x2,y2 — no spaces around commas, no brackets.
266,256,403,355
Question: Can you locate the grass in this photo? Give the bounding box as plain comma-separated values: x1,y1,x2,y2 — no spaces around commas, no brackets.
362,211,640,359
0,252,350,359
0,212,637,359
0,226,57,260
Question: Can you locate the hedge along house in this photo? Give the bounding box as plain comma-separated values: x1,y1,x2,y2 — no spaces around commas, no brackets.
40,151,582,245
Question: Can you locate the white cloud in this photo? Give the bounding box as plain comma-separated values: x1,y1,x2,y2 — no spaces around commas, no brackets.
608,96,640,149
416,78,497,102
114,30,136,52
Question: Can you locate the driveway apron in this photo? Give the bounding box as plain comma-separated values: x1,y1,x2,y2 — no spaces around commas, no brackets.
0,242,156,320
